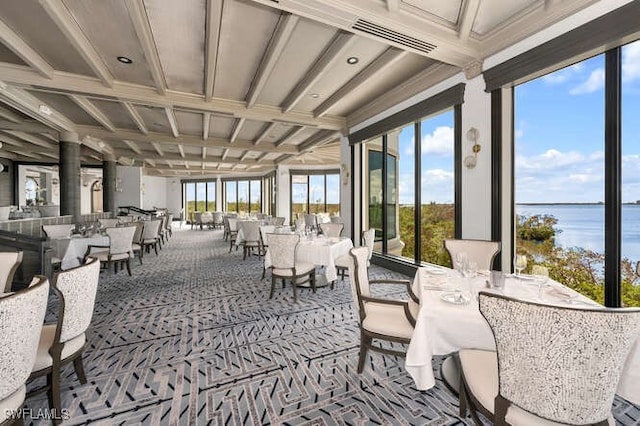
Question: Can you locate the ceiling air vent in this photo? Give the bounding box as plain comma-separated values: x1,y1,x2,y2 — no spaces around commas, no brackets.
352,19,436,54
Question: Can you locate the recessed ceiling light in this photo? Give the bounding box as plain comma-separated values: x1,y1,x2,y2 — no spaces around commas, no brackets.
310,93,320,99
347,56,359,65
117,56,133,64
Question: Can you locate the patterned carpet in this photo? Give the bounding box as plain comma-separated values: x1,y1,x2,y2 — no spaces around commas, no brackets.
25,225,639,425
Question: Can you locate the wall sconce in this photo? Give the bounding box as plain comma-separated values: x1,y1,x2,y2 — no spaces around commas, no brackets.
341,163,350,186
464,127,481,169
115,177,123,192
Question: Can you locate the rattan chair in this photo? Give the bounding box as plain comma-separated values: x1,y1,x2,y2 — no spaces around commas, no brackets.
458,292,640,426
348,246,419,373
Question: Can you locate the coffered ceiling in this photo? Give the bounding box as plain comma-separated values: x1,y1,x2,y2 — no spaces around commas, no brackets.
0,0,598,176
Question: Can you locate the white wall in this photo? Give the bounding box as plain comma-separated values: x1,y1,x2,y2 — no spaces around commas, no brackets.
80,181,93,214
164,177,182,218
141,175,167,210
339,135,353,238
276,165,291,225
114,166,141,210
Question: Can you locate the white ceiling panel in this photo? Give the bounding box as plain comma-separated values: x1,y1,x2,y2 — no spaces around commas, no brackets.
473,0,539,35
90,99,137,131
174,111,203,137
209,116,235,139
402,0,463,26
31,91,99,126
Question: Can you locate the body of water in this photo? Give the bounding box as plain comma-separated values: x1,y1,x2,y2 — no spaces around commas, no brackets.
516,204,640,262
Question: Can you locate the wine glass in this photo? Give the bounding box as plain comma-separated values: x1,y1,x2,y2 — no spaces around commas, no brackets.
531,265,549,296
463,261,479,300
514,254,527,277
454,252,468,276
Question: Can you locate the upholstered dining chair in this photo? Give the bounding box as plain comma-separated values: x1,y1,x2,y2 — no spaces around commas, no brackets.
267,233,316,302
212,212,224,229
0,275,49,426
1,251,23,293
457,292,640,426
319,222,343,238
335,228,375,281
443,239,501,271
42,224,76,239
304,214,318,232
191,212,204,230
141,219,163,257
86,226,136,275
98,218,120,228
130,221,145,265
228,218,239,252
27,257,101,424
165,213,174,237
348,246,419,373
238,220,262,260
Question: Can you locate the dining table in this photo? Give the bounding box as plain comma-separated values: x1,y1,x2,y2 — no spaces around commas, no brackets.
51,234,110,270
264,234,353,285
405,266,640,406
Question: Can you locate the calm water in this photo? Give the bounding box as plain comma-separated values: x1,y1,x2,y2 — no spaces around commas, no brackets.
517,204,640,261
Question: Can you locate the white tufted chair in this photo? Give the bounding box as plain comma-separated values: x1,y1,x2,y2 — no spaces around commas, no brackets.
319,222,343,238
228,218,239,252
86,226,136,275
458,292,640,426
0,276,49,426
0,251,23,293
212,212,224,229
141,220,163,257
27,257,101,425
239,220,262,260
98,218,120,228
443,239,501,271
267,233,315,303
42,224,76,239
335,228,375,281
130,221,145,265
348,246,419,373
304,214,317,232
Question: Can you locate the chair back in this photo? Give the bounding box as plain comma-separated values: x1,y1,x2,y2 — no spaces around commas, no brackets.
304,214,317,230
330,216,343,224
142,220,162,240
194,212,203,224
42,224,75,239
240,221,260,243
0,275,49,401
212,211,223,225
166,213,174,230
444,239,501,270
362,228,376,262
478,292,640,424
118,216,134,223
260,226,276,247
53,257,101,344
348,246,371,319
228,218,239,232
106,226,136,255
131,221,144,244
274,217,285,226
98,218,120,228
267,233,299,269
319,222,343,238
0,251,23,293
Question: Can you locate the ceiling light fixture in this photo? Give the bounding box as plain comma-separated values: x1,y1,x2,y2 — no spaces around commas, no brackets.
117,56,133,64
38,104,52,115
347,56,359,64
310,93,320,99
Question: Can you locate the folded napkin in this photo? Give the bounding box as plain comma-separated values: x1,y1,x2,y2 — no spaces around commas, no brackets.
546,287,574,300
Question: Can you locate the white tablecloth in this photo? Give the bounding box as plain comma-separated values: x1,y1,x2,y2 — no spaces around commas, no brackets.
52,235,110,270
264,236,353,282
405,267,640,406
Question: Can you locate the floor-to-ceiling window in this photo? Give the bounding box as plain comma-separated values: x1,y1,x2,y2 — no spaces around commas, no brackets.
513,41,640,307
183,179,217,221
206,181,216,211
357,98,460,265
225,181,237,212
290,170,340,221
223,178,263,214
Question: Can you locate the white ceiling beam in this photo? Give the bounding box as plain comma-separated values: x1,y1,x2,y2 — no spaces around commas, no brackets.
0,105,23,123
239,151,250,161
254,122,277,145
123,139,142,154
177,144,185,158
150,141,164,156
0,64,345,130
314,47,407,117
39,0,114,87
386,0,399,12
202,147,207,159
204,0,224,102
3,131,57,149
0,150,17,160
246,13,299,107
203,113,211,140
0,18,54,79
0,82,75,132
75,124,299,153
164,107,179,138
297,129,340,153
275,125,305,147
145,158,156,167
9,149,44,160
40,132,59,142
37,151,59,160
221,149,229,160
123,102,148,134
229,118,245,143
0,133,26,147
250,0,479,67
458,0,481,41
184,161,189,169
124,0,167,95
281,31,354,112
69,95,116,132
0,119,52,133
166,160,173,168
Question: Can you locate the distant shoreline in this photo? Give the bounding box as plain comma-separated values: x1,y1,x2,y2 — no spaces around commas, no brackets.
518,202,640,206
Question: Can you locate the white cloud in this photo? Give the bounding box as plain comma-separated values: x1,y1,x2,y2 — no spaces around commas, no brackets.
568,173,601,183
623,41,640,83
422,126,453,155
542,62,584,84
516,149,585,170
569,68,604,94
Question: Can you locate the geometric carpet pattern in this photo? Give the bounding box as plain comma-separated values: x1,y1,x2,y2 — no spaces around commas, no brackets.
25,225,639,425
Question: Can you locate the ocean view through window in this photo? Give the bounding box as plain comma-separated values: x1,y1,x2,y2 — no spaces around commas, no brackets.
514,40,640,307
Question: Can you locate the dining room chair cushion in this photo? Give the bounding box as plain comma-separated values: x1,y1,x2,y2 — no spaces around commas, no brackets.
271,261,315,277
362,302,418,339
32,325,86,371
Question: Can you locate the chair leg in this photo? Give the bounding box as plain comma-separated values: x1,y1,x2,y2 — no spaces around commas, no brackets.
311,271,316,293
48,369,62,425
269,276,276,299
154,243,158,255
292,278,297,302
357,333,371,373
126,258,132,276
73,355,88,384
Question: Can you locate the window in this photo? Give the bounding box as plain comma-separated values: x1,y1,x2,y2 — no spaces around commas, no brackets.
225,181,237,212
223,178,263,214
183,179,216,221
290,171,340,221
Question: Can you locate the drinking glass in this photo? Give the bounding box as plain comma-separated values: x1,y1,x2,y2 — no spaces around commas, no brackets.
531,265,549,296
514,254,527,277
454,252,468,276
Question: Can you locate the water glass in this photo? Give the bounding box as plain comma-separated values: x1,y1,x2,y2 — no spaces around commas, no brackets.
531,265,550,296
490,270,505,290
514,254,527,277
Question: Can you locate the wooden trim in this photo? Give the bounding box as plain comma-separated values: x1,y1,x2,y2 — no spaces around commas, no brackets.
414,120,421,263
484,1,640,92
454,103,462,239
490,89,502,270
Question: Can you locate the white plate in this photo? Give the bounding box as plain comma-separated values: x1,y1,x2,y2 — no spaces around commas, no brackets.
440,292,470,305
